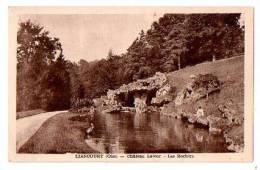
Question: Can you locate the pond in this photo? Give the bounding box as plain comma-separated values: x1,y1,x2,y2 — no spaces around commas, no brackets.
85,112,229,153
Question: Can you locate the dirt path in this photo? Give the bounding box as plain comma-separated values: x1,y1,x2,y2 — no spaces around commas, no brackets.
16,110,67,152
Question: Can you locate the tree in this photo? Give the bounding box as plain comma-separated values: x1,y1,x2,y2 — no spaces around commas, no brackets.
67,61,87,102
17,20,71,111
163,15,188,70
17,20,62,111
40,54,71,111
185,14,243,64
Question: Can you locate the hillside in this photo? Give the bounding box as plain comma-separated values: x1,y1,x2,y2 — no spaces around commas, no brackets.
162,55,244,152
166,55,244,116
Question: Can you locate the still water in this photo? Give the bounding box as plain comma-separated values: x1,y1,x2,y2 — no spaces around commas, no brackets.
85,112,229,153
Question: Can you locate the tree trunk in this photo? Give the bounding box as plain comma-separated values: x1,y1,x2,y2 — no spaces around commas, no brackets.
212,55,216,62
178,56,181,70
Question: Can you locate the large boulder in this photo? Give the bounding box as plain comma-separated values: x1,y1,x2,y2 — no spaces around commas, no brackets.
151,84,174,106
175,74,221,105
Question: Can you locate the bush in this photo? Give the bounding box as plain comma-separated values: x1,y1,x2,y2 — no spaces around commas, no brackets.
71,98,93,110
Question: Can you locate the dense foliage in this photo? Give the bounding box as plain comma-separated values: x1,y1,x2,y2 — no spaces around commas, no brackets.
17,14,244,111
17,21,71,111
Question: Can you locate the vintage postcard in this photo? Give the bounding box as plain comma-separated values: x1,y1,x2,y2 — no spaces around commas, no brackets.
9,7,254,162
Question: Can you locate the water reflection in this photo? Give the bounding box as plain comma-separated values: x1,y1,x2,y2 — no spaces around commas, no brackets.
85,112,228,153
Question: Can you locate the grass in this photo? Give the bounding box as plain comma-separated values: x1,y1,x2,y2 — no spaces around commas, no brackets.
166,55,244,117
18,112,98,153
167,55,244,93
17,109,46,119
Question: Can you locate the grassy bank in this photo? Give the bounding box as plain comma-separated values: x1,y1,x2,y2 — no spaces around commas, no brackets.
18,112,98,153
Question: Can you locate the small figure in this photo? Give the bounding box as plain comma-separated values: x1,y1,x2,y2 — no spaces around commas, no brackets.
196,106,205,117
86,122,94,135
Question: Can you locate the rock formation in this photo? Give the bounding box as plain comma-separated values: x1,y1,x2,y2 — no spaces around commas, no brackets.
151,84,174,106
103,72,173,114
175,74,221,105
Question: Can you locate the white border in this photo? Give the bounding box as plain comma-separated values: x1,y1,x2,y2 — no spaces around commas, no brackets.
8,6,253,163
0,0,259,170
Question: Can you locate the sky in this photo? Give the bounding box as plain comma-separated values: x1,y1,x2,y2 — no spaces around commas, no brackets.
19,14,162,62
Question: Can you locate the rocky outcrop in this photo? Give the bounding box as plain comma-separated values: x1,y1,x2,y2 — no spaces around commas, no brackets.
103,72,173,114
151,84,174,106
218,101,244,152
175,74,221,106
218,102,243,125
224,125,244,152
161,73,223,128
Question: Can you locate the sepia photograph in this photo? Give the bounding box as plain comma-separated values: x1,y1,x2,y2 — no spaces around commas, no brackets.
8,7,253,162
